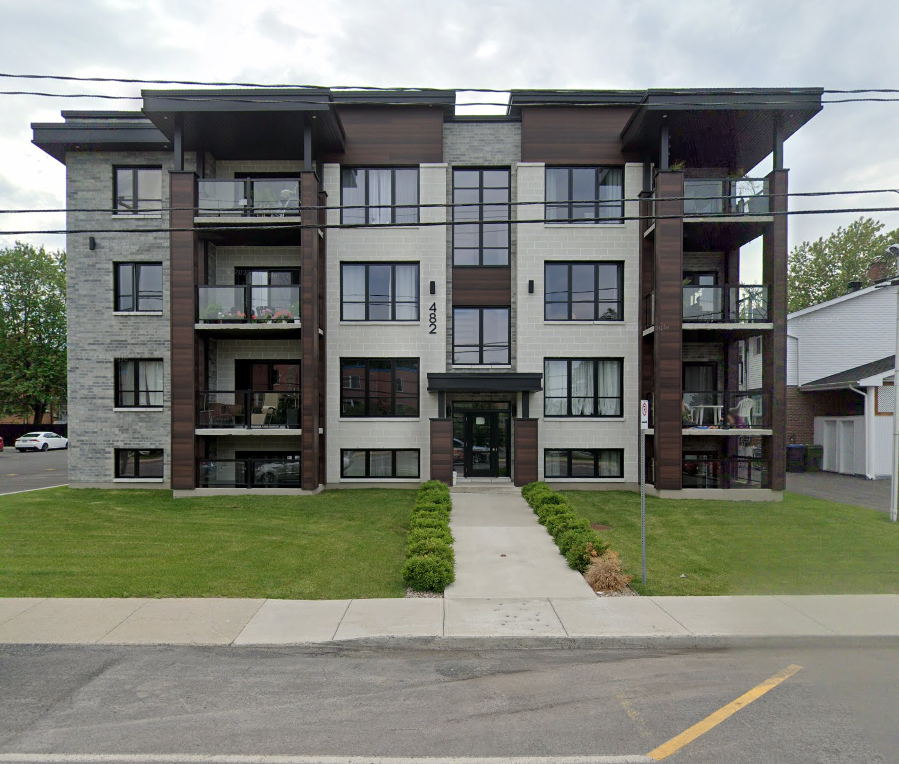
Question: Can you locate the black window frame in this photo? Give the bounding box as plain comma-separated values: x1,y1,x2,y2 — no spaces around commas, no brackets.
114,262,163,312
340,449,421,479
452,306,511,366
452,167,511,267
340,262,420,321
340,167,420,225
115,448,164,478
544,449,624,478
544,261,624,321
234,267,301,286
115,358,164,408
544,166,624,224
113,166,163,215
340,358,420,418
543,358,624,418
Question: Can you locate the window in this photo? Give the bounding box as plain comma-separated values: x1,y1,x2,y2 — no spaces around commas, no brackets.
114,167,162,214
341,449,420,478
545,167,623,223
453,307,510,365
115,449,164,478
341,359,419,417
115,359,164,407
341,168,419,225
114,263,163,312
544,358,623,417
234,268,300,286
341,263,419,321
545,449,623,478
453,168,510,266
545,262,623,321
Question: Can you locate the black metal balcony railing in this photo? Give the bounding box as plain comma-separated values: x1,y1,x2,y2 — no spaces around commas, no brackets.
644,291,655,328
682,285,769,323
198,458,301,488
683,177,769,216
682,457,768,489
196,390,301,429
197,285,300,323
197,178,301,217
682,391,769,429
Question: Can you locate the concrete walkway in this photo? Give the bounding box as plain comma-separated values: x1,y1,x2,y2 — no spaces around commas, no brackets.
1,595,898,647
787,471,890,513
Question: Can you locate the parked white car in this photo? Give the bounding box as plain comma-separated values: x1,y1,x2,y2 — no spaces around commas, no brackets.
14,432,69,452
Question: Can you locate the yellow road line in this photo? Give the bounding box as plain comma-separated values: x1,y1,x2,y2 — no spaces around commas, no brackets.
646,664,803,761
617,693,652,740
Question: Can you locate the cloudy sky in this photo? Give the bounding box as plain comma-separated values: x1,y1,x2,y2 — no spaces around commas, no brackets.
2,0,899,270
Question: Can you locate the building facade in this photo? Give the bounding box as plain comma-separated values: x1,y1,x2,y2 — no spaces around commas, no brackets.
32,87,823,497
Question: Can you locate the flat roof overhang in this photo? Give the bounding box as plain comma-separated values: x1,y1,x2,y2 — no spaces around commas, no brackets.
427,372,543,393
32,115,170,164
141,88,346,160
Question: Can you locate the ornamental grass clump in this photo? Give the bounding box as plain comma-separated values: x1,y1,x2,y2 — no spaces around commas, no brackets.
403,480,455,592
584,550,633,593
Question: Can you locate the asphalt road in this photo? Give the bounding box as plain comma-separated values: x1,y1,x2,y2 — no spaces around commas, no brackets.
0,645,894,763
0,448,68,495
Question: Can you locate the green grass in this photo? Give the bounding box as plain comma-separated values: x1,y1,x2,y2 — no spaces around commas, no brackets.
0,487,417,599
561,490,899,596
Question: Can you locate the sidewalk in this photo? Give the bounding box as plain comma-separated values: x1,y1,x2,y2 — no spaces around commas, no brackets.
1,595,898,647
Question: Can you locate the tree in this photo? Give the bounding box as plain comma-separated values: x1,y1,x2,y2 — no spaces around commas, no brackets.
0,242,66,424
788,217,899,313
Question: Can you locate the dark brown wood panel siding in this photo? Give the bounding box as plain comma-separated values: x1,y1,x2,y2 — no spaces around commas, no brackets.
513,418,538,487
322,107,444,165
169,171,198,490
763,169,788,491
430,418,453,485
521,107,640,164
652,171,684,490
452,267,512,306
301,172,322,490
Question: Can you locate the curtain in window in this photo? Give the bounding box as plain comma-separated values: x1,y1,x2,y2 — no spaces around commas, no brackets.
570,360,595,415
545,450,567,477
139,361,163,407
544,361,568,416
341,265,366,319
596,360,621,415
118,361,135,406
341,169,365,224
394,265,418,320
394,170,418,223
369,450,392,476
598,168,623,220
597,450,622,477
368,170,392,224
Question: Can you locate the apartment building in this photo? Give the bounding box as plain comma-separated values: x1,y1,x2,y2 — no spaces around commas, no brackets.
32,86,823,497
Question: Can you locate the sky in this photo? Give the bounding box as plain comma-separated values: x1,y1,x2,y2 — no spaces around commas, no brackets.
1,0,899,277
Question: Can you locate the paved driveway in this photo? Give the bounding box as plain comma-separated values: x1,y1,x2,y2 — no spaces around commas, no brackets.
0,447,68,495
787,470,890,513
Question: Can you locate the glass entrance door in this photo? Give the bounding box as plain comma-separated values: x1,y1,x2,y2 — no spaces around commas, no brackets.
467,412,496,476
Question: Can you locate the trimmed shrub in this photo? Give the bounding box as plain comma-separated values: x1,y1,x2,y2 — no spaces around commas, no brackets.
534,501,570,524
565,537,606,573
408,526,453,546
545,512,590,538
531,491,568,510
557,527,600,556
521,481,550,502
412,501,451,519
420,479,450,493
406,537,454,562
403,555,455,592
409,515,448,532
403,480,455,592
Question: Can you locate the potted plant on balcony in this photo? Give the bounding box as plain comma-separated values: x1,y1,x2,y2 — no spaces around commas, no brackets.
199,301,224,323
221,308,246,323
252,307,274,323
272,309,293,323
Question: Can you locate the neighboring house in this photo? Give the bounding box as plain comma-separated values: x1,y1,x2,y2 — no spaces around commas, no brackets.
31,86,823,498
787,280,897,478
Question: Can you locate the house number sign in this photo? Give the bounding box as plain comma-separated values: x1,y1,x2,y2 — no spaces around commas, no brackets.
428,302,438,335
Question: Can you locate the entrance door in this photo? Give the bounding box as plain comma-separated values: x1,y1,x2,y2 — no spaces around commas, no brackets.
466,412,497,477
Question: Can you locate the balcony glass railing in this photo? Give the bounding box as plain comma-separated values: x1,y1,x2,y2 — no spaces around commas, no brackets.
682,285,769,323
196,390,301,429
682,457,768,489
683,177,769,216
682,391,768,429
197,178,301,217
198,457,302,488
197,285,300,323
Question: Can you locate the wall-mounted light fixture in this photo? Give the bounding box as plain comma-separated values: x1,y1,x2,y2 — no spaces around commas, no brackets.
89,236,96,251
429,280,436,295
528,280,534,294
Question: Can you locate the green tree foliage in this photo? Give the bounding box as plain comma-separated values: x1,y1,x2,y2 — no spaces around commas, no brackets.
788,217,899,313
0,242,66,424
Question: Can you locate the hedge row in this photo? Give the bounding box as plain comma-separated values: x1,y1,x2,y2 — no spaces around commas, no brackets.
402,480,455,592
521,481,609,572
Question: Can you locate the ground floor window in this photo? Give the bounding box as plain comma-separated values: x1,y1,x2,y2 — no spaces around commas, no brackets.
544,448,623,478
115,449,163,478
341,449,420,478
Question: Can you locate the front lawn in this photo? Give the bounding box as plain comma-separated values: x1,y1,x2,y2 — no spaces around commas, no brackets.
0,488,416,599
561,490,899,596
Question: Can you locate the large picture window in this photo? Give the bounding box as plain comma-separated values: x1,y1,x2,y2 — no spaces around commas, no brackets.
453,168,510,266
341,449,420,478
545,262,623,321
114,263,163,312
545,449,623,478
115,449,164,478
453,307,510,365
544,358,623,417
114,167,162,214
341,168,419,225
115,359,164,408
341,263,419,321
341,358,420,417
545,167,623,223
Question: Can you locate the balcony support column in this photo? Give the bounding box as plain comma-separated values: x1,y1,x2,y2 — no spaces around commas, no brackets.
303,119,313,172
659,119,670,171
173,114,184,172
300,171,322,490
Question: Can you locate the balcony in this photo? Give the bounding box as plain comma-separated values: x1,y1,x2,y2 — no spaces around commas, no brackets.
682,391,769,431
196,390,300,431
198,457,301,488
682,285,769,325
682,456,768,489
683,177,769,217
197,178,301,218
196,285,301,333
